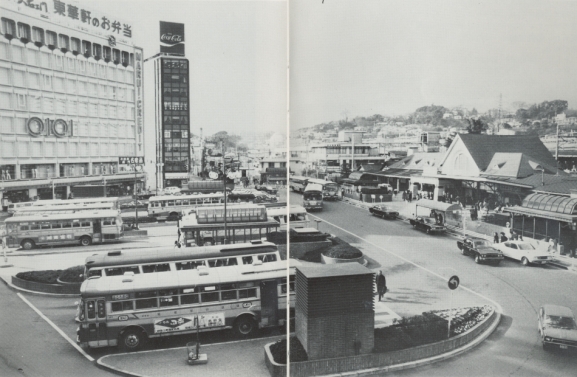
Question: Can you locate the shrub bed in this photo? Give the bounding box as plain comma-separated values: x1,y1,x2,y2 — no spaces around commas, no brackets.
16,265,84,284
270,336,308,364
298,237,362,263
266,229,331,245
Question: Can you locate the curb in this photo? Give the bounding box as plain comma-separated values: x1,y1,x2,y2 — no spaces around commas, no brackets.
0,275,79,297
316,309,502,377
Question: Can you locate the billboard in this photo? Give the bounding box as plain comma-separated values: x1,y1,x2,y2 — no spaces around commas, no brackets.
160,21,185,55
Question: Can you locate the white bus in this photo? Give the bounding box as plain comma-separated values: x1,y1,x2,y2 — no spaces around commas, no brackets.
289,175,309,193
306,178,340,201
77,259,299,351
303,183,323,211
267,205,309,230
147,193,225,222
84,241,281,278
4,210,123,250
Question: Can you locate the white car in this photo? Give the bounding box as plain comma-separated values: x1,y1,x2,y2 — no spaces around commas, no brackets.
162,186,181,195
493,241,552,266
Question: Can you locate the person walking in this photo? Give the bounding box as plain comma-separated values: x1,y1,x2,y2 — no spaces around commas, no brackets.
376,270,387,301
493,232,499,244
500,232,508,243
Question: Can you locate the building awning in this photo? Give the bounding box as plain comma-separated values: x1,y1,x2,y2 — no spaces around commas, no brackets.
521,193,577,215
505,206,577,223
370,169,422,179
414,199,463,213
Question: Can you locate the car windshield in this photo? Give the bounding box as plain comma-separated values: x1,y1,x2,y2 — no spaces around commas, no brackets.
423,218,436,224
517,243,535,250
474,240,489,247
545,315,577,330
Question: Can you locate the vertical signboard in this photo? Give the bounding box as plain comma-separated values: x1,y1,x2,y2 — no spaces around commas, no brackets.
135,48,144,152
160,21,185,55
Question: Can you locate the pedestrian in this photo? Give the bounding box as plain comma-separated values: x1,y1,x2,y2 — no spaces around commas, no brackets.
402,191,406,202
500,232,508,243
438,213,443,225
548,238,556,253
376,270,387,301
493,232,499,244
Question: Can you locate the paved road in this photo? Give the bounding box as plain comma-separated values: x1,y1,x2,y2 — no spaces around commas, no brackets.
293,192,577,376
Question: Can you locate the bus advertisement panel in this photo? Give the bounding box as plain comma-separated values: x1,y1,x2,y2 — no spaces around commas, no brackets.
303,183,323,211
4,210,123,250
77,259,300,351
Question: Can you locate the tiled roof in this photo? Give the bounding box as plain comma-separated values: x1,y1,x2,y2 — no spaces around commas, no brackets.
458,134,558,171
386,152,443,170
482,153,559,178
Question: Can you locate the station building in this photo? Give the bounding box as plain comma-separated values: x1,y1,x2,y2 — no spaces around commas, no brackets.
0,0,145,208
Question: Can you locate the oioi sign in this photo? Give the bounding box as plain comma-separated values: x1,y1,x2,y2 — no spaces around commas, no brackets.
27,117,73,138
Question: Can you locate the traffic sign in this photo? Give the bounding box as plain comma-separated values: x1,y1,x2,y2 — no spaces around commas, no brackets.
448,275,460,290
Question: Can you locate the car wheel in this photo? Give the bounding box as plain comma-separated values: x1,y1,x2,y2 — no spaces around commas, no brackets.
474,254,481,264
21,239,35,250
120,328,146,352
80,236,92,247
461,247,467,255
521,257,529,266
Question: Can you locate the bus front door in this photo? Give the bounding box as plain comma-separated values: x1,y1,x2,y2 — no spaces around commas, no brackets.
260,280,278,327
92,221,102,244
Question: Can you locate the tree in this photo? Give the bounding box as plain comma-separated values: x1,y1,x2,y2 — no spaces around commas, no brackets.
466,118,488,134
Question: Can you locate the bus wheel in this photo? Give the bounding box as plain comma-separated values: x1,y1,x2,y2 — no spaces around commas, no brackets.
80,236,92,247
234,316,257,338
120,328,146,352
21,239,35,250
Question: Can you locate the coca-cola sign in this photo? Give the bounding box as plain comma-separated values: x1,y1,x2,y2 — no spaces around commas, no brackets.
160,21,185,55
161,33,183,44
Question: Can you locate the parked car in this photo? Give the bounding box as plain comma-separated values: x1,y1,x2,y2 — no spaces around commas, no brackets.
409,216,445,234
161,186,181,195
492,241,552,266
369,205,399,219
457,237,504,265
256,185,278,195
538,304,577,351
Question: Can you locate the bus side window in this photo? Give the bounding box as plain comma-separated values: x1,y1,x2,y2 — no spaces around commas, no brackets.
159,289,178,307
20,225,29,231
72,222,80,228
239,288,257,299
81,221,91,227
88,269,102,277
103,219,111,226
142,263,170,273
242,256,253,265
30,224,40,230
62,222,72,228
52,222,62,229
111,301,133,312
41,222,50,230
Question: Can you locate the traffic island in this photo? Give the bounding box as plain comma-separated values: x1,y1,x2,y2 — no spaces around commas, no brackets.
264,305,499,377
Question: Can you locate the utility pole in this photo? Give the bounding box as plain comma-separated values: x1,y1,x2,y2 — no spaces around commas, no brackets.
222,141,228,244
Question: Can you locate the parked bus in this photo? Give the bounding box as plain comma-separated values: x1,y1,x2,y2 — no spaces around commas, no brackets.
12,202,117,217
306,178,340,201
4,210,123,250
148,193,225,222
180,205,280,246
7,199,62,214
77,259,299,351
84,241,281,278
289,175,309,193
303,183,323,211
182,180,234,194
267,205,309,230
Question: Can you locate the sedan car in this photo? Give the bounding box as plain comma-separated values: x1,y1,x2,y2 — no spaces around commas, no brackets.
538,304,577,351
369,205,399,219
492,241,552,266
457,237,504,265
409,216,445,234
256,185,278,195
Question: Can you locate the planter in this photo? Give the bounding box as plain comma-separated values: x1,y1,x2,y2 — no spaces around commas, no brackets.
56,277,83,286
11,276,81,295
264,307,498,377
321,253,364,265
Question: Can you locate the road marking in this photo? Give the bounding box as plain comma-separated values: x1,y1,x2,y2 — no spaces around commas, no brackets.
307,213,503,312
17,293,95,362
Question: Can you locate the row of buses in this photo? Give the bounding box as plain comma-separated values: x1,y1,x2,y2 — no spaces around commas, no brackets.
289,176,340,211
77,241,298,351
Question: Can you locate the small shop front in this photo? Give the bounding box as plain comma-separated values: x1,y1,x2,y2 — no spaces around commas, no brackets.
506,193,577,255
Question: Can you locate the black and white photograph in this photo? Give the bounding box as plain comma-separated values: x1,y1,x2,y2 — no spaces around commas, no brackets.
1,0,577,376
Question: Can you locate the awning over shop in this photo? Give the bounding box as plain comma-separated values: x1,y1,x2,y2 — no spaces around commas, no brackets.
414,199,463,213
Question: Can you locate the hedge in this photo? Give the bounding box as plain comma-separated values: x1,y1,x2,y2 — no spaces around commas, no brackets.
270,336,308,364
16,265,85,284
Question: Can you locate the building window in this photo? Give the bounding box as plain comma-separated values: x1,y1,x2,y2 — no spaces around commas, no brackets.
32,27,45,46
58,34,70,52
43,74,52,89
1,18,16,37
53,55,63,70
12,69,25,87
0,92,12,109
82,40,91,57
77,60,86,73
16,94,26,110
71,37,81,54
54,76,65,92
17,23,31,42
67,78,76,93
103,46,111,62
66,57,75,71
46,30,57,49
93,44,102,60
0,67,10,85
40,52,51,68
27,49,38,66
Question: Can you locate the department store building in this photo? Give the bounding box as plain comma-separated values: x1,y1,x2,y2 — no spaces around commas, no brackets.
0,0,145,207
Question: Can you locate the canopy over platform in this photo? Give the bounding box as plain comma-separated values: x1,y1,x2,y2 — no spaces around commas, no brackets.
414,199,463,213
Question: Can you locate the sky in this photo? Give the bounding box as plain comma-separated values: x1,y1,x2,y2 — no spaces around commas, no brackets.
289,0,577,129
88,0,288,136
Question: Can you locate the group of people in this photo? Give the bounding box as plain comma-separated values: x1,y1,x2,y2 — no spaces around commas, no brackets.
493,231,523,243
401,190,413,203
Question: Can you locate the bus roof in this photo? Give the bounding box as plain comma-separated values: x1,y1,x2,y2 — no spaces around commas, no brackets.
266,205,307,216
306,178,337,185
148,193,224,202
5,210,121,222
304,183,323,192
85,242,278,268
81,259,302,296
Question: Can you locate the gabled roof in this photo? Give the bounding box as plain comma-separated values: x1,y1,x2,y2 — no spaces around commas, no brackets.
386,152,443,171
482,153,559,178
456,134,558,171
